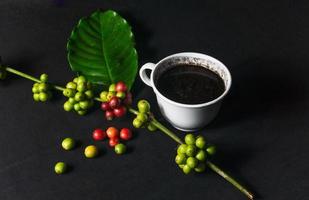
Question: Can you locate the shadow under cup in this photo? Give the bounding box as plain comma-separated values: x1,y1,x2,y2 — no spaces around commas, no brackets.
141,53,232,131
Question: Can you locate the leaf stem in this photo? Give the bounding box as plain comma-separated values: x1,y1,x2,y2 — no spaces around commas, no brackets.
128,107,254,199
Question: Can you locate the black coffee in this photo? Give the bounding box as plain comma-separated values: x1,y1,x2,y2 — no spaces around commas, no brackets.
156,64,225,104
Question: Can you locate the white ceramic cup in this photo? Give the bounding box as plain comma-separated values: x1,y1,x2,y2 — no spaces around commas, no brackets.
139,52,232,131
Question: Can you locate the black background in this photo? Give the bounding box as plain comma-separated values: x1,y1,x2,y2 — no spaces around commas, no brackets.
0,0,309,199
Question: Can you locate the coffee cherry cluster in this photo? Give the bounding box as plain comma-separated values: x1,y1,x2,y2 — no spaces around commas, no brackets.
32,74,53,102
132,99,158,132
62,76,94,115
0,65,7,80
100,81,132,120
92,127,133,155
175,134,216,174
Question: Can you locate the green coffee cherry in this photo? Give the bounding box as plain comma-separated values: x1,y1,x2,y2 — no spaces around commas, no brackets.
175,154,187,165
133,118,143,128
54,162,67,174
116,91,126,99
100,91,108,102
33,93,40,101
79,101,90,110
195,150,207,161
38,83,48,92
40,73,48,82
74,103,81,111
74,92,85,101
115,143,127,155
136,113,148,123
77,110,87,115
106,91,115,101
206,145,216,155
185,134,196,145
61,137,75,150
195,136,206,149
177,144,187,155
66,82,77,90
137,100,150,113
186,145,197,157
63,101,73,111
109,83,116,92
77,76,86,84
186,157,198,168
182,165,192,174
39,92,48,102
77,82,87,92
63,88,75,98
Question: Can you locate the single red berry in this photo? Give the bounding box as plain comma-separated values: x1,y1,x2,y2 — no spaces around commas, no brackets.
120,128,132,140
92,129,106,141
115,81,127,92
105,110,114,120
109,137,119,147
106,127,119,138
109,97,121,109
101,102,110,111
113,106,127,118
123,92,132,106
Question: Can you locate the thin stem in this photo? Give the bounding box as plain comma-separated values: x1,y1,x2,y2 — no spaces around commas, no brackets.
5,66,66,92
206,161,254,200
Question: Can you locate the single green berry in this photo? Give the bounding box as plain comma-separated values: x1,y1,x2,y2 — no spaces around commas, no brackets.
194,163,206,173
77,110,87,115
100,91,108,102
137,100,150,113
38,83,48,92
73,77,79,83
133,118,143,128
184,134,196,145
206,145,216,155
79,101,90,110
61,137,75,150
77,82,87,92
175,154,187,165
54,162,67,174
63,101,74,112
63,88,75,98
136,113,148,123
195,150,207,161
74,103,81,111
33,93,40,101
66,82,77,90
77,76,86,84
68,97,76,104
147,123,157,132
177,144,188,155
85,90,94,99
186,157,198,168
116,91,126,99
74,92,85,101
186,145,197,157
109,83,116,92
39,92,48,102
32,85,39,93
40,73,48,82
182,164,192,174
196,136,206,149
115,143,127,155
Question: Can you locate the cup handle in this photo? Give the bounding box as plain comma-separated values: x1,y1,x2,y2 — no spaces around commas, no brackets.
139,63,155,87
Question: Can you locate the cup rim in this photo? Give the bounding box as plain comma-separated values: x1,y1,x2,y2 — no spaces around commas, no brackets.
150,52,232,108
